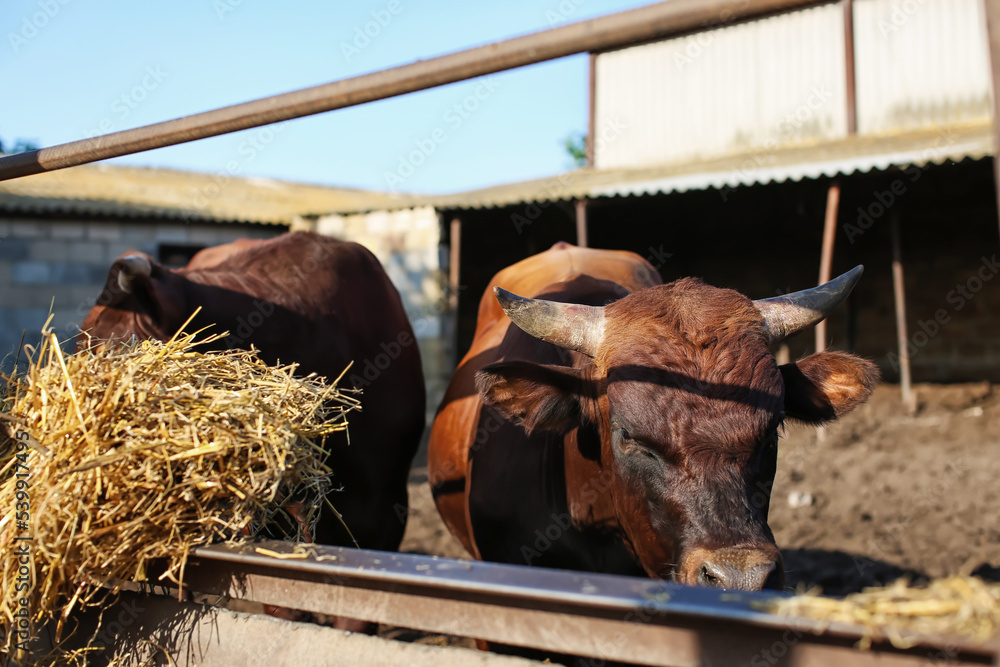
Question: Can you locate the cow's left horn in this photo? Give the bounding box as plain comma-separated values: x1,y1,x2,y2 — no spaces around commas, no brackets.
494,287,605,357
116,254,152,294
753,266,863,344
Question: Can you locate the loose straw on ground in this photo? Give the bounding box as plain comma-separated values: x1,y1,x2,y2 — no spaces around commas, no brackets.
760,576,1000,649
0,326,358,660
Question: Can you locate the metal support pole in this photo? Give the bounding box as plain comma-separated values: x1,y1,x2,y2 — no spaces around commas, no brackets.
890,212,917,413
448,217,462,368
575,199,589,248
843,0,857,135
587,53,597,167
984,0,1000,242
815,183,840,353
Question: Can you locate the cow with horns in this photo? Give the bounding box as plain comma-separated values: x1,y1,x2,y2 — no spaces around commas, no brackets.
429,242,878,591
78,232,426,554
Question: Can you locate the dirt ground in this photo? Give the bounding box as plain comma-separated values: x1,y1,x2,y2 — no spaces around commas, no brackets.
399,382,1000,597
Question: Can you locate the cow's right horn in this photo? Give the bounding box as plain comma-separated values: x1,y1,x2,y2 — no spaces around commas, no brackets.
116,254,152,294
753,265,863,344
494,287,605,357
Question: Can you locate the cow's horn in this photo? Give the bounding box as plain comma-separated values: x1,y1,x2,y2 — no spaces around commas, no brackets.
753,265,863,344
494,286,605,357
116,254,152,294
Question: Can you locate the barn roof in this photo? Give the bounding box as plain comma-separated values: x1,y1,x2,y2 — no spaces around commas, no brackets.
0,163,427,225
426,122,992,211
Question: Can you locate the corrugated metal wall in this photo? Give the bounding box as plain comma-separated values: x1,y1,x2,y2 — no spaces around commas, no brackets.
854,0,991,135
594,3,848,170
594,0,992,170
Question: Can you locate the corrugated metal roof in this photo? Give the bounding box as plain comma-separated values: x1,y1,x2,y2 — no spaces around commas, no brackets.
0,163,427,224
427,122,992,210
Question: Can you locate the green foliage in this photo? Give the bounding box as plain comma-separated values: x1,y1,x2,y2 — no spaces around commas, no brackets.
0,135,40,154
562,132,588,168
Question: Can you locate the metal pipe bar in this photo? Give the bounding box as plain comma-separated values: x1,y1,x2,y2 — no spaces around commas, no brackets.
0,0,829,182
181,541,1000,666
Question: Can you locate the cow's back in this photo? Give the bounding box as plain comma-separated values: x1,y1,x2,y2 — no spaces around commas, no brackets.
428,242,658,561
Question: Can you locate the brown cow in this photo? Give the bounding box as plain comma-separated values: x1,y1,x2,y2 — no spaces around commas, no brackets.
429,242,878,591
79,232,426,553
185,238,265,269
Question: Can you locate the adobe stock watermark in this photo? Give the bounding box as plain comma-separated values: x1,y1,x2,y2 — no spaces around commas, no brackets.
213,0,247,21
842,126,958,244
340,0,403,62
383,77,501,190
852,458,967,577
886,255,1000,373
719,85,833,202
877,0,928,37
83,66,169,139
89,598,146,655
8,0,71,54
187,122,288,214
511,117,627,234
673,0,749,71
544,0,586,26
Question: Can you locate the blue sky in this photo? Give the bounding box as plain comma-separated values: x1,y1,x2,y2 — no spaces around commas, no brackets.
1,0,649,194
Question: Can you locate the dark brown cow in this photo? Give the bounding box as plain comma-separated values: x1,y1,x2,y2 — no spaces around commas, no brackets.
185,238,264,269
429,242,878,591
79,232,426,553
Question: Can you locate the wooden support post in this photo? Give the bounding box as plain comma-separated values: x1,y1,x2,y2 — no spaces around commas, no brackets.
890,212,917,414
816,183,841,355
984,0,1000,242
448,218,462,368
575,199,589,248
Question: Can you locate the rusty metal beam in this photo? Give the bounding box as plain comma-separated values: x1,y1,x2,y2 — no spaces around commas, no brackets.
175,541,1000,667
0,0,830,182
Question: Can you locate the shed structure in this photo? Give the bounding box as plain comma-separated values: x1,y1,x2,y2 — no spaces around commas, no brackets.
433,0,998,384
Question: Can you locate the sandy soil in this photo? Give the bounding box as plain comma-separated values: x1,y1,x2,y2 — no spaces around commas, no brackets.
399,383,1000,597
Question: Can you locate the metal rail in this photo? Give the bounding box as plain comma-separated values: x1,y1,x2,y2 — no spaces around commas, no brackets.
0,0,830,182
176,541,1000,667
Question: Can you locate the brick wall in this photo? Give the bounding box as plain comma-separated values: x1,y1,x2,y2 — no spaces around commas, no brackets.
0,216,283,369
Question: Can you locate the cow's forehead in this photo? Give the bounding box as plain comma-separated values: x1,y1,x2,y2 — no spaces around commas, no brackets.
597,278,784,454
605,366,783,452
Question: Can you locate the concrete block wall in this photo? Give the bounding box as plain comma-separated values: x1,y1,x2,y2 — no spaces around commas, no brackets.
311,206,451,423
0,217,282,369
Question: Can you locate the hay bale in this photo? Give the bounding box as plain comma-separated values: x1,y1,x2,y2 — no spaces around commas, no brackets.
761,576,1000,649
0,325,358,658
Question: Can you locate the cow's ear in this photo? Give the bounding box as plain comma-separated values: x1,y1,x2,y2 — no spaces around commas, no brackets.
780,351,880,424
104,254,171,321
476,361,595,434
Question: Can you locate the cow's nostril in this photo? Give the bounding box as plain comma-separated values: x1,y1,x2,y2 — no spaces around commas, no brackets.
698,562,727,587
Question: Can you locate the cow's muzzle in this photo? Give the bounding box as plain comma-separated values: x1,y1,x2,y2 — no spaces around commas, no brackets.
679,545,783,591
